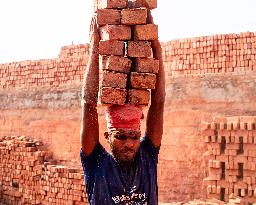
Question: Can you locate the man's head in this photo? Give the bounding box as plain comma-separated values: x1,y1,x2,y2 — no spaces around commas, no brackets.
104,129,141,166
105,105,143,165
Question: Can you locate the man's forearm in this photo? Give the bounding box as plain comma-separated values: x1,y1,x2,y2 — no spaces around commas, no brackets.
80,51,100,155
145,43,165,147
82,53,99,104
151,51,165,104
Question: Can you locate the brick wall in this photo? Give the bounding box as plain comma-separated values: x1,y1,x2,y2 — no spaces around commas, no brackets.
0,136,88,204
1,32,256,89
0,44,88,89
203,116,256,203
163,31,256,77
0,31,256,203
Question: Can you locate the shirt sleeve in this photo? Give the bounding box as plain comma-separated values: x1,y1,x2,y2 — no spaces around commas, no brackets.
140,136,161,164
80,143,105,180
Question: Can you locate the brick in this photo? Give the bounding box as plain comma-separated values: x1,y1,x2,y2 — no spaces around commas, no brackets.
135,58,159,73
127,41,152,57
97,9,121,26
99,55,132,73
99,87,126,105
130,72,156,89
128,89,150,105
97,0,128,9
213,116,228,123
134,24,158,40
203,178,217,186
100,25,131,40
99,40,124,56
201,129,216,136
100,71,127,89
121,8,147,25
128,0,157,9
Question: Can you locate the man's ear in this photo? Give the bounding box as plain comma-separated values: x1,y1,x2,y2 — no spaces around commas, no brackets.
104,132,110,141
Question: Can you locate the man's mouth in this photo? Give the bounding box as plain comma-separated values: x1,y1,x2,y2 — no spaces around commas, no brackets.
120,150,135,158
122,150,134,154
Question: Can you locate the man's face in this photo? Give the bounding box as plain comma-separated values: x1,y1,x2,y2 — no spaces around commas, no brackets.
105,129,141,166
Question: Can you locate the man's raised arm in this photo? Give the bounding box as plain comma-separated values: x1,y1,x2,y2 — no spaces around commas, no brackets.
145,12,166,148
80,16,100,155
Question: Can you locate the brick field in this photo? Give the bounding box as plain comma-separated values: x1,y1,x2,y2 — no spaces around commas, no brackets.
0,31,256,204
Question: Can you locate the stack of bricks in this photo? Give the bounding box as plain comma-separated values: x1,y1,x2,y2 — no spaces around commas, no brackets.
163,32,256,77
40,165,86,204
2,32,256,89
95,0,159,106
59,44,89,59
0,44,89,89
0,136,88,205
202,116,256,203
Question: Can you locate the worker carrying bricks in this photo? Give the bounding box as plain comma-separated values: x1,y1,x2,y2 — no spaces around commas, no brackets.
80,0,165,204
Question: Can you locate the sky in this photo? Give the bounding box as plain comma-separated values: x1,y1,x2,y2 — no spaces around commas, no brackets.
0,0,256,64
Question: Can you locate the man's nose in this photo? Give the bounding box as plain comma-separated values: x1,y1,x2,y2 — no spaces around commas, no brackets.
124,138,134,148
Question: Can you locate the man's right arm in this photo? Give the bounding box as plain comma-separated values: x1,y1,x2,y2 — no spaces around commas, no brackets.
80,16,100,155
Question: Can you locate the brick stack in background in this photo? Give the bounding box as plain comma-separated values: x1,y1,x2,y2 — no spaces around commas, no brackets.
163,32,256,77
0,136,88,205
95,0,159,106
0,44,89,89
1,32,256,89
202,116,256,203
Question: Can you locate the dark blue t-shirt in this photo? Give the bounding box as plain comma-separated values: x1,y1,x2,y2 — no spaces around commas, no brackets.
80,137,160,205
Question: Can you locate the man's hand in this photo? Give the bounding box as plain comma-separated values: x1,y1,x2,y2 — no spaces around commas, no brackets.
89,14,100,53
145,9,166,148
80,14,100,155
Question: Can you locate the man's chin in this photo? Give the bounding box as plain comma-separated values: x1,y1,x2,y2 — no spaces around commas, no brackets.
117,156,134,166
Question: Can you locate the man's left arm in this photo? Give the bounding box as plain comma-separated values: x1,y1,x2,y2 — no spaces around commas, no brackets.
145,37,166,148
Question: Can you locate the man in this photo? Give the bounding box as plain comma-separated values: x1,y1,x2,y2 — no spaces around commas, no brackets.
80,9,165,205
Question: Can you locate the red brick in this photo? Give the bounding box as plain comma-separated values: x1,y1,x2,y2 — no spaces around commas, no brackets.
99,56,132,73
201,129,216,136
97,0,128,9
121,8,147,25
203,178,217,186
130,72,156,89
99,40,124,56
128,0,157,9
135,58,159,73
100,71,127,89
99,87,126,105
213,116,228,123
100,25,131,40
127,41,152,57
128,89,150,105
134,24,158,40
97,9,121,26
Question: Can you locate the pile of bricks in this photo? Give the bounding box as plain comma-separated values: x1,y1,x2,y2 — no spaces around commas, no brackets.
202,116,256,203
164,32,256,77
1,32,256,89
59,44,89,59
95,0,159,106
0,136,88,205
0,45,88,88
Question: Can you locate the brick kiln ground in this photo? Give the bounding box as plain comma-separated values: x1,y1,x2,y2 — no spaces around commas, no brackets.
0,135,253,205
1,31,256,203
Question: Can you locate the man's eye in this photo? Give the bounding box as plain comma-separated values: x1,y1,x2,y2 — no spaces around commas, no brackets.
115,135,127,140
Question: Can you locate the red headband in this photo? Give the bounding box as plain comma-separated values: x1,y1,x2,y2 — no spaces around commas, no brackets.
106,105,143,132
